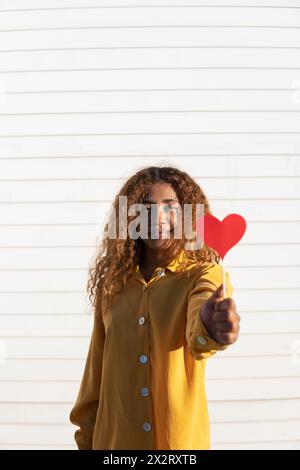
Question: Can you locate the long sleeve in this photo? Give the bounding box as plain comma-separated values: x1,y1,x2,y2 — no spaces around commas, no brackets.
186,263,234,360
69,292,106,450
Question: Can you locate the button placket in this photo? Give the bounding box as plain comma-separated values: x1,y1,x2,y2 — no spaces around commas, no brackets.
138,287,152,438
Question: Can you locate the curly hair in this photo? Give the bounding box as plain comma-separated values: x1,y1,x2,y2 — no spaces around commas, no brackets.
87,165,220,315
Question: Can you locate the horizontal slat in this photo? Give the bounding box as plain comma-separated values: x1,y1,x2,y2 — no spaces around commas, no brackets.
2,333,298,359
235,292,300,313
0,403,71,424
0,359,84,381
2,28,300,53
1,178,299,202
0,291,91,315
0,244,299,268
0,225,101,245
0,381,78,402
209,398,300,422
0,270,89,291
0,156,298,179
1,88,300,114
1,0,300,10
1,338,90,360
206,377,300,400
0,355,299,381
1,112,300,135
222,333,300,357
207,356,300,379
0,424,73,445
3,70,300,95
228,266,300,288
1,6,300,30
0,315,93,336
1,134,299,157
0,266,299,290
237,310,300,333
211,420,300,443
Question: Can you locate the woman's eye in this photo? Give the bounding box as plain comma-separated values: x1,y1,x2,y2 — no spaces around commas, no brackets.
168,204,181,211
143,203,180,212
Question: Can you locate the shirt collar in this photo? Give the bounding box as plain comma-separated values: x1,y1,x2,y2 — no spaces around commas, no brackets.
162,249,192,272
134,249,197,278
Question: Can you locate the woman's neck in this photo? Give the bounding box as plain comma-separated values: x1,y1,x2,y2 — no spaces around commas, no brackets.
140,245,174,270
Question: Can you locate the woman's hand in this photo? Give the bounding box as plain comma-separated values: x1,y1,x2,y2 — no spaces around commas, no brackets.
200,284,240,346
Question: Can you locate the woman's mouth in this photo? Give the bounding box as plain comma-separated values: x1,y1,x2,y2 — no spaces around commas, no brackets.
148,227,173,235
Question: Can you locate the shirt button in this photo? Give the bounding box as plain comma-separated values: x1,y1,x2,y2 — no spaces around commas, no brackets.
138,316,146,326
143,422,152,432
196,335,208,346
140,387,149,397
139,354,148,364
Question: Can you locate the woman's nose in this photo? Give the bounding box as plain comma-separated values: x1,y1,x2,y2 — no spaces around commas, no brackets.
149,205,171,228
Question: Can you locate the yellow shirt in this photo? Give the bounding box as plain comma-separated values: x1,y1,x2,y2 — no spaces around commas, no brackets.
69,249,234,450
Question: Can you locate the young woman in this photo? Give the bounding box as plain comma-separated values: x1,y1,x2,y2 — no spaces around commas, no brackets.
69,166,240,450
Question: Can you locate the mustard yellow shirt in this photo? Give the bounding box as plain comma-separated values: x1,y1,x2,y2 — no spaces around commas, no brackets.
69,250,234,450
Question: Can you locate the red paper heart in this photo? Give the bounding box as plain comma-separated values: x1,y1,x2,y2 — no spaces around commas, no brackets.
198,214,247,259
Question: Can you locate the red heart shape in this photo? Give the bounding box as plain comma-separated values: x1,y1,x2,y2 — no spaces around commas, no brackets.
197,214,247,259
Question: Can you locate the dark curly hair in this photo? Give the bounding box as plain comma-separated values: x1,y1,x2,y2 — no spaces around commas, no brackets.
87,165,220,314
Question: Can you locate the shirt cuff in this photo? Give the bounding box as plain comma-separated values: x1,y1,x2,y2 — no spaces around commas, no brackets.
187,308,229,360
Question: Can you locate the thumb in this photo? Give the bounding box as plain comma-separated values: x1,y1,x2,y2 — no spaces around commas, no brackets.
206,283,225,308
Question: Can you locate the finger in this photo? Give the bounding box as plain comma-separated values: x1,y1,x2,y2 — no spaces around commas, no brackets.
213,309,237,323
214,298,236,312
216,331,238,345
214,320,240,333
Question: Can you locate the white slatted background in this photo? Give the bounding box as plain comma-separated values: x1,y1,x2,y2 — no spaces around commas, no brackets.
0,0,300,450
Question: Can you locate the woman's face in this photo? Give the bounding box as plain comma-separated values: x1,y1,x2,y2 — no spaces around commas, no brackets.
140,182,181,251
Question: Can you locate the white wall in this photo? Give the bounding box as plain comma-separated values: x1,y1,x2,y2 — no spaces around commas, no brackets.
0,0,300,450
